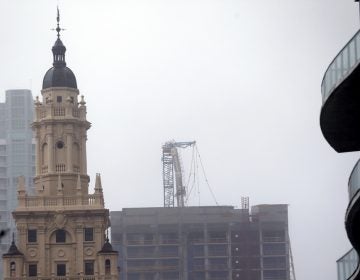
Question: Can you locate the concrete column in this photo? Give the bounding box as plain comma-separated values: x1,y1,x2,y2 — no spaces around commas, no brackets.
66,134,73,172
48,134,54,172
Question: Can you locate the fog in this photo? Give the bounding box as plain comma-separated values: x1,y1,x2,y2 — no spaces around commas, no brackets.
0,0,359,279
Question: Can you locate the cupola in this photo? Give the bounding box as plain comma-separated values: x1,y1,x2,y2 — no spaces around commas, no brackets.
42,7,77,90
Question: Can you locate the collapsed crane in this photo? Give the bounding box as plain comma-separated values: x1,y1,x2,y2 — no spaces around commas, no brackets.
162,141,196,207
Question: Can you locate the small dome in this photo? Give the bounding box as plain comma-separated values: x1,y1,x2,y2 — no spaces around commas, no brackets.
3,240,23,256
98,238,117,254
43,66,77,89
42,27,77,90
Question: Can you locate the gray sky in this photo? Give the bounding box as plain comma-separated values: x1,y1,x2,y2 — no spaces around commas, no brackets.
1,0,360,279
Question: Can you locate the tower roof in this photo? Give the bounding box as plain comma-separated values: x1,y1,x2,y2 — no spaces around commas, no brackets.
98,238,117,254
42,7,77,90
3,235,23,257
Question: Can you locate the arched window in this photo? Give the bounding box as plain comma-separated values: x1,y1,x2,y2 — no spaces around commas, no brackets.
56,229,66,243
10,261,15,277
105,259,111,275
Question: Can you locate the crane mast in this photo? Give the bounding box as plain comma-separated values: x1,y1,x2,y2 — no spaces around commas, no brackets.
162,141,195,207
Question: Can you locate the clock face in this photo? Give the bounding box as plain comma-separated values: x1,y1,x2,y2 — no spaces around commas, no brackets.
56,141,64,149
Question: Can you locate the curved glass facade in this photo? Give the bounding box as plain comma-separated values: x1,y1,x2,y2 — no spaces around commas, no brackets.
349,159,360,201
321,30,360,103
337,248,358,280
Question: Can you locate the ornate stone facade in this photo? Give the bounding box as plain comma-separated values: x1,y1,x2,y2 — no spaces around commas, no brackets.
2,10,118,280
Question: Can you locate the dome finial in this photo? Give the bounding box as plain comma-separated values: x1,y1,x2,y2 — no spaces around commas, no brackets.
54,6,65,39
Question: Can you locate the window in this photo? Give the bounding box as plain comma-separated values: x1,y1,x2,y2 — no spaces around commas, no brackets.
56,229,66,243
28,264,37,277
57,96,62,103
57,264,66,276
84,228,94,241
105,259,111,275
85,261,94,275
28,229,37,243
10,262,15,277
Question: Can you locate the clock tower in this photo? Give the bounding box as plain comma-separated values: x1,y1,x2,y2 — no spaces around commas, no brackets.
2,9,119,280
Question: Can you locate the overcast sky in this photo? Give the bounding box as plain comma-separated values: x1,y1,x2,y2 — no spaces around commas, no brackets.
1,0,360,279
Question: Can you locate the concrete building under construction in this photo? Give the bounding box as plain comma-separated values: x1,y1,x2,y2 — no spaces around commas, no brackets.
111,204,291,280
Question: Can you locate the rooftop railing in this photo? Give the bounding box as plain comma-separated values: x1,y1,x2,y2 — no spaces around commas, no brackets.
337,248,358,280
348,159,360,201
17,193,104,210
321,30,360,103
36,105,85,121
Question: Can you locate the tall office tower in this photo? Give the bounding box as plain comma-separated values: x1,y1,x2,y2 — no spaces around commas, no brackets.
111,204,292,280
0,89,35,278
2,10,118,279
319,2,360,280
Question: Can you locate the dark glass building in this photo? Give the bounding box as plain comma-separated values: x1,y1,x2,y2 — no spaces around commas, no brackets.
320,2,360,279
0,89,35,278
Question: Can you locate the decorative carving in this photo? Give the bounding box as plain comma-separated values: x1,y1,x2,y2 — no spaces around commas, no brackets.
54,212,67,228
58,249,65,257
28,248,37,257
85,247,93,256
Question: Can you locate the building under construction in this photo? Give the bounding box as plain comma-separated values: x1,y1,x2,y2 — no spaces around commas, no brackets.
110,204,292,280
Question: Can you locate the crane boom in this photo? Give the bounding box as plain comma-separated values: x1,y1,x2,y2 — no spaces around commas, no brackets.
162,141,196,207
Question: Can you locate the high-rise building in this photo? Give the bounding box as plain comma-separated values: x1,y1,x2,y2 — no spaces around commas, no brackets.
111,204,291,280
2,10,118,279
319,2,360,279
0,89,35,278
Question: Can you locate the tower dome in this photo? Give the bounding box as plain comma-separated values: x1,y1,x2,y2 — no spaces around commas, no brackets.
42,9,77,90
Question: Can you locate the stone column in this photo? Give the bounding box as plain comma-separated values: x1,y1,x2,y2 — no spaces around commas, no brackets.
76,226,84,275
38,227,46,276
66,134,73,172
80,133,87,174
48,134,54,173
35,135,41,176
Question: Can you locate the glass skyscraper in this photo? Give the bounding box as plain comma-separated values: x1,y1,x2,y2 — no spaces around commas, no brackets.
0,89,35,278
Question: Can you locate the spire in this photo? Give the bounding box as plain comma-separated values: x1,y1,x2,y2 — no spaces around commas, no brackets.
52,7,66,67
95,173,103,193
3,233,23,256
17,176,26,196
56,6,61,38
98,231,117,254
43,6,78,89
17,176,25,192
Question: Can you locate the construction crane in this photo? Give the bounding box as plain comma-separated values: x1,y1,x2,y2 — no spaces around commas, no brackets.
162,141,196,207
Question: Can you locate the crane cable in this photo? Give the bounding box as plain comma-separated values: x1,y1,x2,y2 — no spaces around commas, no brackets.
195,145,219,206
185,146,196,204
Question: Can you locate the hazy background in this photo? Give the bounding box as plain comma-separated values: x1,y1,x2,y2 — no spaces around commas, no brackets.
0,0,359,279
